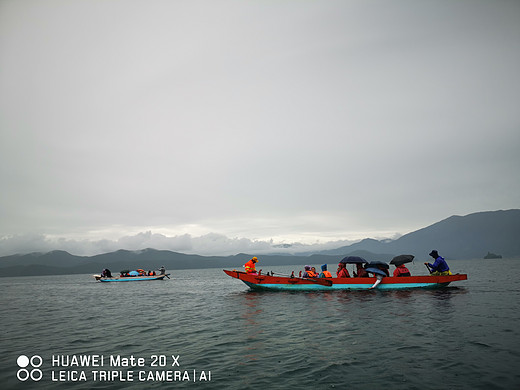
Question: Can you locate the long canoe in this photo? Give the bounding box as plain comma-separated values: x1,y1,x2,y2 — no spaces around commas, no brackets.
93,274,170,282
223,270,467,291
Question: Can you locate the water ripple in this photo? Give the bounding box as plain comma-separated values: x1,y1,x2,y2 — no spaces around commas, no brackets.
1,262,520,389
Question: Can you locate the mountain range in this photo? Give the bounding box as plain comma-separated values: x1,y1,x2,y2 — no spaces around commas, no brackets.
317,209,520,259
0,209,518,277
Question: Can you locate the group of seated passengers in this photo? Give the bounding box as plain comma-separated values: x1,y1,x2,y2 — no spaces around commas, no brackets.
300,262,411,278
119,270,157,277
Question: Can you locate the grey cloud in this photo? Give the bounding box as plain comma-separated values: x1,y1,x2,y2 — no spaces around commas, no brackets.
0,232,356,257
0,0,519,250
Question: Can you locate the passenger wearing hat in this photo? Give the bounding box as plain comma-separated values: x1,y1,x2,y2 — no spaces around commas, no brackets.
244,257,259,274
319,264,332,278
424,250,452,276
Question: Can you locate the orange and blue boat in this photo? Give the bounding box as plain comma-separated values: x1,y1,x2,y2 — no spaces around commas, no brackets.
223,270,467,291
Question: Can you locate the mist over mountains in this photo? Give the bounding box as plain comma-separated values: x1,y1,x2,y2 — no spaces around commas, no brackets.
0,209,518,277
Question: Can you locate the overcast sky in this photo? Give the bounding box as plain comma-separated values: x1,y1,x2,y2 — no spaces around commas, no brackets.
0,0,519,256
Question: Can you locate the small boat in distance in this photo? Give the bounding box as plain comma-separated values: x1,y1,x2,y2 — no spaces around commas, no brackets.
223,270,467,291
93,268,170,282
93,274,170,282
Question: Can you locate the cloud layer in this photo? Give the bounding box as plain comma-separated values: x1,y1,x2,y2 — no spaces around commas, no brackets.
1,1,519,253
0,231,358,257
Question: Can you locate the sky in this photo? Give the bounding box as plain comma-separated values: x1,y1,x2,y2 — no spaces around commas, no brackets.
0,0,519,257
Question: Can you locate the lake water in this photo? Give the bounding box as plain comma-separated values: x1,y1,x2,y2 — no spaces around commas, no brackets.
1,258,519,389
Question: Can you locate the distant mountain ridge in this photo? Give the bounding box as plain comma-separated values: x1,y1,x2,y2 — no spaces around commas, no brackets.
318,209,520,260
0,209,518,277
0,249,350,277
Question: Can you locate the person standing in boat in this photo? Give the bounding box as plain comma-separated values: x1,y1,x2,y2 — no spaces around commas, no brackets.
336,262,350,278
244,257,260,274
425,250,452,275
158,266,166,275
319,264,332,278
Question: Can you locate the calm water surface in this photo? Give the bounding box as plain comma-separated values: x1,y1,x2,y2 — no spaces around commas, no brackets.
1,258,519,389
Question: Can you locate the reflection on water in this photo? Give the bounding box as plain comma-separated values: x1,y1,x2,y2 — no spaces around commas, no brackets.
387,289,413,300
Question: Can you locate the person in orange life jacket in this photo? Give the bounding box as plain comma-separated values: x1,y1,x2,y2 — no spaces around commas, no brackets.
244,257,260,274
319,264,332,278
302,265,318,278
424,250,451,275
393,264,411,277
336,263,351,278
354,263,368,277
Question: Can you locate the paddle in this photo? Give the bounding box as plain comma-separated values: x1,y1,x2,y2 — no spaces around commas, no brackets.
424,263,432,274
271,272,333,287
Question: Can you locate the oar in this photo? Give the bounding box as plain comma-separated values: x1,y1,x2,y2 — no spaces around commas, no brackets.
271,272,333,287
424,263,432,274
165,274,170,279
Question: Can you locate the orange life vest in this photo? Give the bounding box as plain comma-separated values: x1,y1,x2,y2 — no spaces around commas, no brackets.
321,270,332,278
244,260,257,274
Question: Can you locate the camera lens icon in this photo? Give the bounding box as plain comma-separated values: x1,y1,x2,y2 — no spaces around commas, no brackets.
17,355,43,381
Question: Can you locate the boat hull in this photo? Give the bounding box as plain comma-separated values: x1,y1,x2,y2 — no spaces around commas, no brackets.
223,270,467,291
93,274,170,282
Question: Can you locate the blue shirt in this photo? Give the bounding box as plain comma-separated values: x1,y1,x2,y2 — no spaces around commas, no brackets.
428,256,450,272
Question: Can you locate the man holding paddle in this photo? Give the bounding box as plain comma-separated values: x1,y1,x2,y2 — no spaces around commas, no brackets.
425,250,452,276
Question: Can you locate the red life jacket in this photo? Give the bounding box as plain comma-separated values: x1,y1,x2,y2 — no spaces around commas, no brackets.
337,268,350,278
393,266,411,277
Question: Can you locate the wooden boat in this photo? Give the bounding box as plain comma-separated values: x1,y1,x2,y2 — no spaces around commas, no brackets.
93,274,170,282
223,270,467,291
